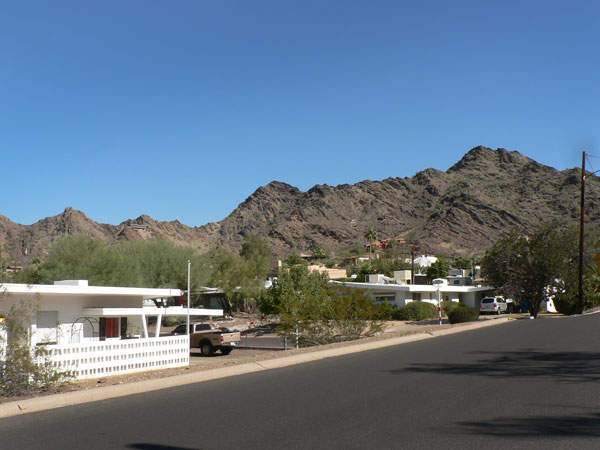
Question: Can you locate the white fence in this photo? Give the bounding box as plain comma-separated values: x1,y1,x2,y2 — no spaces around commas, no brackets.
45,335,190,379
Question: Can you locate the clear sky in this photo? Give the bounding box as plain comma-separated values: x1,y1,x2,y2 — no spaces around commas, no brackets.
1,1,598,226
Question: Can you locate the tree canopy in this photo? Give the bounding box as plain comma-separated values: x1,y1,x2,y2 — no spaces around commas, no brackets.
11,235,211,292
208,234,273,312
481,224,584,317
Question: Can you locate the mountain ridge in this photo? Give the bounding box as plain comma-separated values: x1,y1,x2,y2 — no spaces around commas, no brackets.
1,146,597,265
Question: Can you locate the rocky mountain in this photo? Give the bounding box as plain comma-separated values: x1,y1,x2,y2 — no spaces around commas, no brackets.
1,146,598,265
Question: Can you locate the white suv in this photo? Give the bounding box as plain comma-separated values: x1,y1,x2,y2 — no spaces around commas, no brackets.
480,296,514,314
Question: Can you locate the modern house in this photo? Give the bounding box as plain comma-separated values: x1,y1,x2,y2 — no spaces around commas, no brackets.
338,274,494,308
0,280,222,379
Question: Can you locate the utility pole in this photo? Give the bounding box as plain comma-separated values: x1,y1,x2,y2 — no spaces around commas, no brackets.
187,260,191,334
579,151,585,315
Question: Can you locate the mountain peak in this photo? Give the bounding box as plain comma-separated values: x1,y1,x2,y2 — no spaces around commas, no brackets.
447,146,531,173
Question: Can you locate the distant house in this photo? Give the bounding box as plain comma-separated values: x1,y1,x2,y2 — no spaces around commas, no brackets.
0,280,221,379
364,237,408,252
337,275,493,308
307,264,347,280
342,255,373,266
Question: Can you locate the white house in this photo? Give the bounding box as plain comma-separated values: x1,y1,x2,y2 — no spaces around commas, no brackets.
338,278,494,308
0,280,222,379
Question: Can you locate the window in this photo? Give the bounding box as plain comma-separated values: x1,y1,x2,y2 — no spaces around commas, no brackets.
412,293,422,301
36,311,58,344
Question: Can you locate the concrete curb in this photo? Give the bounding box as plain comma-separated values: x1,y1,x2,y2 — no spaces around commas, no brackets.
0,317,511,419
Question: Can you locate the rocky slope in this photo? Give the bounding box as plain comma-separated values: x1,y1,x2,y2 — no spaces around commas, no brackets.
1,146,598,265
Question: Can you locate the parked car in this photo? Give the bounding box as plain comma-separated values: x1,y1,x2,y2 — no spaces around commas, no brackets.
171,322,241,356
480,296,515,314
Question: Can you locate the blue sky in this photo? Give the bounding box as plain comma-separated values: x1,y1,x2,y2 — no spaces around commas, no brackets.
1,1,598,226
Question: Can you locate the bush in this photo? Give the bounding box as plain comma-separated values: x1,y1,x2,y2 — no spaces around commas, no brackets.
448,305,480,324
441,300,461,316
553,295,578,315
0,302,72,397
394,302,438,321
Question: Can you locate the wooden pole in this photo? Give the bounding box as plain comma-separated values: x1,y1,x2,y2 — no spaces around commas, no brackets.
579,151,585,314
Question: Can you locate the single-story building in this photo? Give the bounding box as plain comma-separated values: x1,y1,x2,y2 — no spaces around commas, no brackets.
0,280,222,379
337,278,495,308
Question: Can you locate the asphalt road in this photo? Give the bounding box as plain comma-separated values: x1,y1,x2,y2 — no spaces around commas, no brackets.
2,314,600,449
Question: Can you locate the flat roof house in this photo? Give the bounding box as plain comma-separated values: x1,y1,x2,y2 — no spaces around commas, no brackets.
0,280,221,379
338,278,494,308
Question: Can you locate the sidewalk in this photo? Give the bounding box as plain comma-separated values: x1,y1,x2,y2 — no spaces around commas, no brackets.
0,316,512,419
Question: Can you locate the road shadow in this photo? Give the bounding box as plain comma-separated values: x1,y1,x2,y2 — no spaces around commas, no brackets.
128,444,205,450
457,412,600,438
392,350,600,384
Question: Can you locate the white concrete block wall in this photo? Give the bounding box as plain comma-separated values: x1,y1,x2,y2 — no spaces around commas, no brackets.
44,335,190,379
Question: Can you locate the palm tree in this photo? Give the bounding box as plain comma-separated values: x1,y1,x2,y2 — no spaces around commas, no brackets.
364,228,378,257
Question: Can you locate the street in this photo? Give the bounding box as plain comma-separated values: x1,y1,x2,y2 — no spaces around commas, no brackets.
1,314,599,449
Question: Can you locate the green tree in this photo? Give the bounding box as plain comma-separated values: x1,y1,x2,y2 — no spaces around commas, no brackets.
481,224,578,318
426,259,449,281
451,256,472,270
15,236,211,292
311,247,328,261
210,235,273,312
284,252,307,266
262,263,384,345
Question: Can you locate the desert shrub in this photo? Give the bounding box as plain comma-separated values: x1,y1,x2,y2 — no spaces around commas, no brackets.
373,302,396,320
271,266,384,346
394,302,438,321
448,305,480,324
441,300,461,316
553,295,578,316
0,302,72,397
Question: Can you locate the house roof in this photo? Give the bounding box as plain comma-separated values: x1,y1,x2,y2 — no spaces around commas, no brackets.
336,281,492,293
82,307,222,317
0,282,182,299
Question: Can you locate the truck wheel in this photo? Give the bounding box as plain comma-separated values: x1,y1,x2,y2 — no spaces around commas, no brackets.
220,347,232,355
200,341,214,356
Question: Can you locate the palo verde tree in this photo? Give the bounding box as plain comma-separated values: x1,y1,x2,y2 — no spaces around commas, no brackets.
12,236,212,292
209,234,273,313
481,223,578,318
261,262,385,345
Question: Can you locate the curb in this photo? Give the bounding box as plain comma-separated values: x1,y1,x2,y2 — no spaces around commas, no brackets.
0,317,511,419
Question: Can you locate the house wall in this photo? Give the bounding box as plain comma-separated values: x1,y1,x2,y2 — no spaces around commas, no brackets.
342,281,494,310
0,293,147,345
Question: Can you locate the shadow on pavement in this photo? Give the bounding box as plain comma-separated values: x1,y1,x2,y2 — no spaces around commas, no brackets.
128,444,205,450
392,350,600,384
457,412,600,438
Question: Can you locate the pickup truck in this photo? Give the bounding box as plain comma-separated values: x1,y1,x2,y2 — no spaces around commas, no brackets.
171,322,241,356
